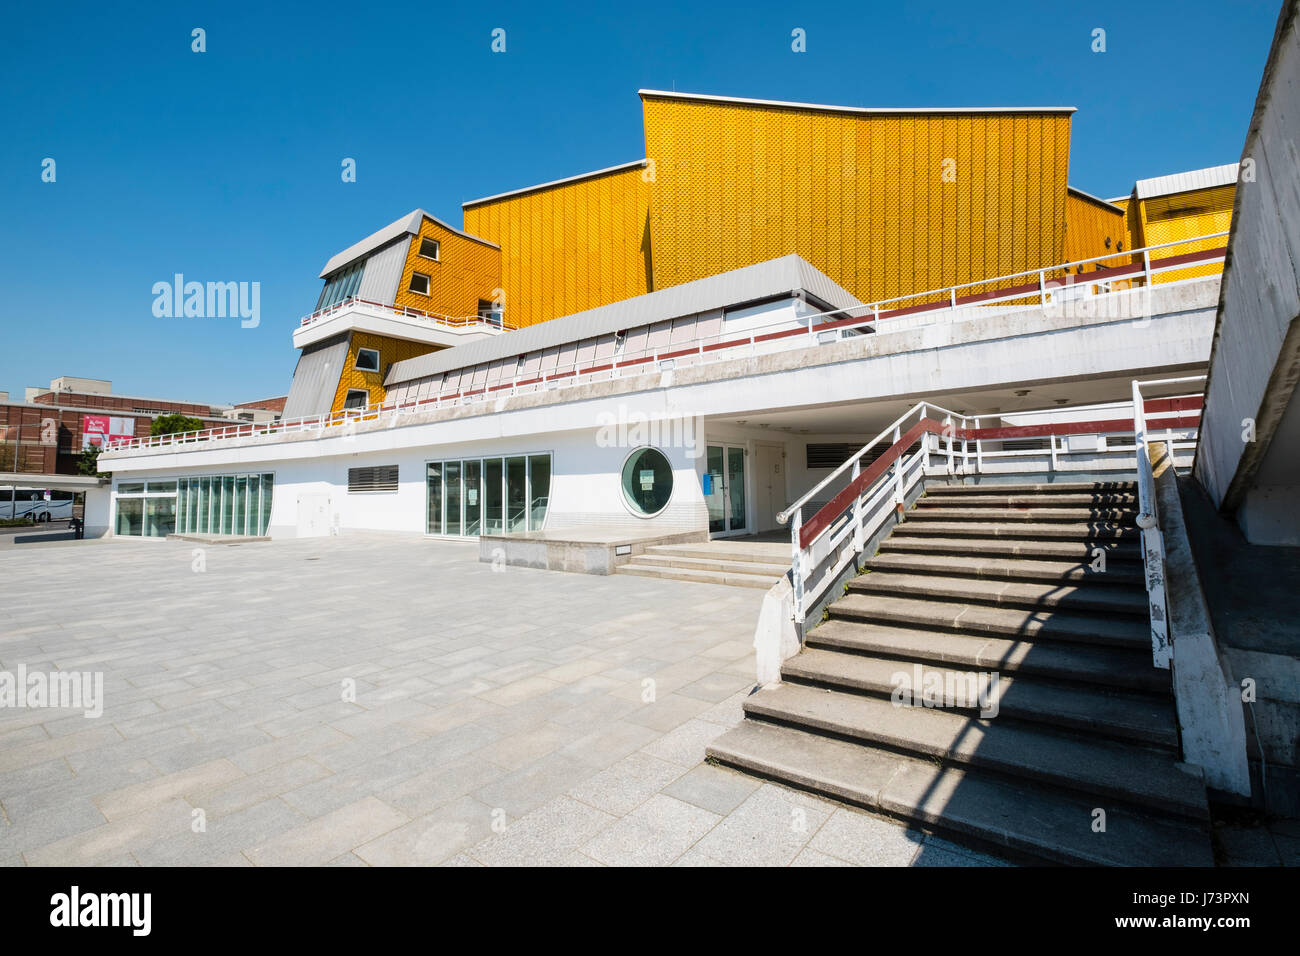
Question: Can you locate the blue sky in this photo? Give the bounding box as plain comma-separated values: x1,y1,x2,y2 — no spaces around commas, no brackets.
0,0,1282,405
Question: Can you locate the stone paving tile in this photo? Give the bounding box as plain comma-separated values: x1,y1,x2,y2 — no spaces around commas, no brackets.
640,717,731,768
354,795,497,866
243,796,408,866
95,758,246,821
691,784,837,867
807,808,926,866
566,751,686,817
581,794,720,866
468,795,616,867
134,798,308,867
661,763,760,816
24,799,195,866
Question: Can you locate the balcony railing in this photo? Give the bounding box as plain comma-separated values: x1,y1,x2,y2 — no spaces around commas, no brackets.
298,296,517,334
105,235,1225,456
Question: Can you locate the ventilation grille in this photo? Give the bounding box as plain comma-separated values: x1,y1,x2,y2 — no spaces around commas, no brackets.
348,465,398,493
806,443,856,470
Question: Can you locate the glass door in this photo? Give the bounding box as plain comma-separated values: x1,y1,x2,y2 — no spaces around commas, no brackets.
705,443,747,535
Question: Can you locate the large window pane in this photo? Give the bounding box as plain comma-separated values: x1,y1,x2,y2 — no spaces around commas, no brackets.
199,478,211,533
247,475,260,536
426,462,443,534
221,477,235,534
463,460,482,537
484,459,503,535
187,480,198,533
506,456,527,533
176,479,187,533
259,475,274,534
115,498,143,536
444,461,462,536
233,476,247,536
527,455,550,531
145,496,176,537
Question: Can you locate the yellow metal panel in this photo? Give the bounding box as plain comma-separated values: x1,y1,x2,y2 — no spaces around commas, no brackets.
464,164,651,327
1140,183,1234,282
328,332,444,414
392,216,502,319
1063,191,1127,267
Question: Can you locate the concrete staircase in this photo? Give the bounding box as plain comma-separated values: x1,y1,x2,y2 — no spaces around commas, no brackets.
708,480,1215,866
616,540,789,589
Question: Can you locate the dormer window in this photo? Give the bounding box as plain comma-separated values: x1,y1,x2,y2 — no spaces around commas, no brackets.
418,238,440,261
409,272,430,296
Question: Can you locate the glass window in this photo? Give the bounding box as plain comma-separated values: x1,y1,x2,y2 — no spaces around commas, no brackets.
444,461,462,536
147,480,177,494
145,496,176,537
506,457,527,533
527,455,550,531
221,477,235,534
233,476,247,536
356,348,380,372
426,462,443,535
115,498,143,536
259,474,274,535
463,460,482,537
198,478,211,533
409,272,430,295
176,479,188,532
118,482,145,495
418,238,440,260
484,458,504,535
620,447,674,517
344,389,369,410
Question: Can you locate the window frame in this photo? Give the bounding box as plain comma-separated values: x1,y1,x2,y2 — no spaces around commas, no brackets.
355,348,381,373
418,237,440,262
408,271,431,296
343,389,370,410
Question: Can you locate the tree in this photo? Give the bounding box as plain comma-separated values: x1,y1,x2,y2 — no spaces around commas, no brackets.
150,413,206,437
75,444,108,477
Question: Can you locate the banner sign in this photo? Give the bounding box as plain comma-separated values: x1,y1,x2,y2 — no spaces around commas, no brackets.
81,415,135,449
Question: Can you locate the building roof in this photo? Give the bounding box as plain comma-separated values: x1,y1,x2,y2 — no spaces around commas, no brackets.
463,159,649,208
385,254,864,386
1067,186,1125,214
319,209,499,278
1134,164,1238,201
638,89,1077,116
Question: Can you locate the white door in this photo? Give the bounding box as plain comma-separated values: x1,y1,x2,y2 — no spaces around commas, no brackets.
296,494,331,537
754,443,785,531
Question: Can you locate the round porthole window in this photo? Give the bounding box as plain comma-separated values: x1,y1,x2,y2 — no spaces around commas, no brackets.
620,447,674,518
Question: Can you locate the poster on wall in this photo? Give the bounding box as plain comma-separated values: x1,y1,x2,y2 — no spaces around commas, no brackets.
81,415,135,449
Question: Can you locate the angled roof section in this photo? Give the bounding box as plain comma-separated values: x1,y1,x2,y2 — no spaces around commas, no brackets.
1067,186,1126,214
1134,164,1238,201
385,254,864,386
463,159,649,208
319,209,499,278
638,89,1076,116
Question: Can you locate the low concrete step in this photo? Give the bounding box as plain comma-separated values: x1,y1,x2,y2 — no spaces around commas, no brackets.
645,542,790,565
925,481,1138,496
739,683,1208,820
828,593,1150,649
865,551,1144,586
917,493,1138,509
707,720,1213,866
616,563,777,589
630,553,790,576
897,520,1140,542
782,647,1177,748
849,571,1148,616
805,620,1168,693
908,507,1138,525
881,534,1142,563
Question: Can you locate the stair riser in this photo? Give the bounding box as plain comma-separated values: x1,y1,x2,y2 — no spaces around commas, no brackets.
925,483,1137,495
740,707,1205,821
897,524,1140,541
804,632,1168,694
616,566,775,589
880,539,1143,564
909,511,1139,525
632,555,789,575
864,558,1144,587
827,605,1148,650
847,580,1148,617
645,546,789,566
920,496,1138,508
777,669,1176,749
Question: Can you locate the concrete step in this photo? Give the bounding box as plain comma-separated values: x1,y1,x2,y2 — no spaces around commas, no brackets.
908,506,1139,525
739,683,1208,820
805,620,1168,693
782,647,1177,748
828,593,1150,649
848,571,1148,617
896,520,1140,541
881,534,1142,563
925,481,1138,496
615,563,777,589
707,720,1213,866
630,553,790,577
644,542,789,565
917,493,1138,509
865,551,1145,586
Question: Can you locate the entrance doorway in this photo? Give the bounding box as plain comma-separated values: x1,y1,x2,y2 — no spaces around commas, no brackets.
706,444,747,535
753,442,785,532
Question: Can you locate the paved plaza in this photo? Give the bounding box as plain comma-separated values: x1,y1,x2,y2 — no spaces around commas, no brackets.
0,533,1005,866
